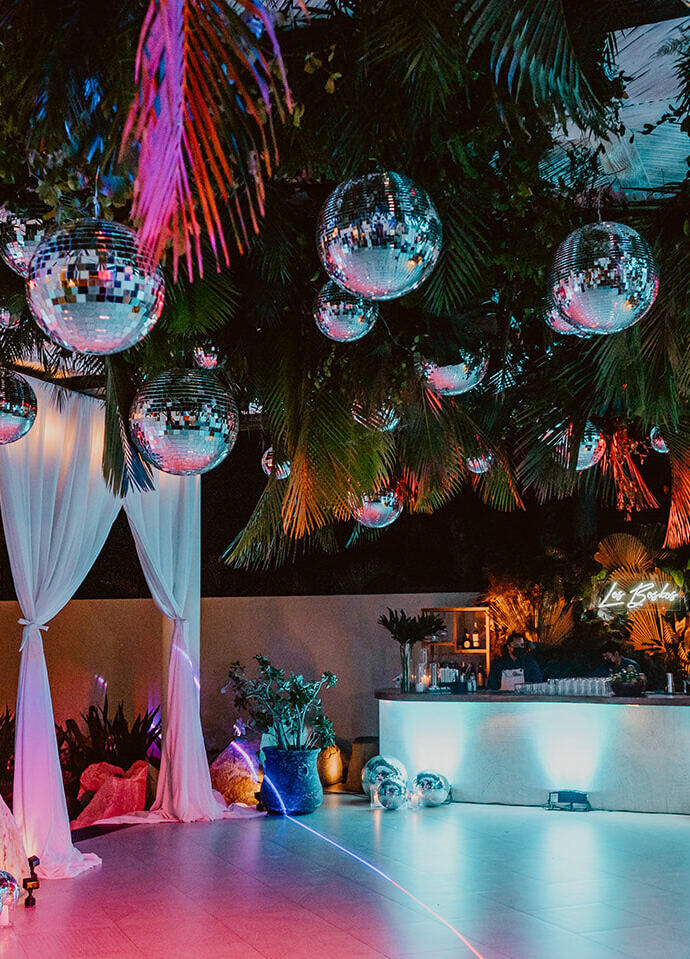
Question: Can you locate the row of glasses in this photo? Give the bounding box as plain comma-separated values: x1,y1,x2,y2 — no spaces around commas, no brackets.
514,678,612,697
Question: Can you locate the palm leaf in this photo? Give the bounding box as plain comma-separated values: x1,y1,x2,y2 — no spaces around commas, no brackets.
102,357,154,496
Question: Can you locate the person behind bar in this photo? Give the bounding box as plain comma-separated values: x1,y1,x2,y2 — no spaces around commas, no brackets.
591,639,641,678
488,632,542,691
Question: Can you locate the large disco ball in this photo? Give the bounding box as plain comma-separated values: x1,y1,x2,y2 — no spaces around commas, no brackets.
361,755,407,798
0,212,48,277
129,369,238,475
650,426,668,454
261,447,291,479
352,489,403,528
313,280,378,342
0,371,37,444
411,770,451,807
375,776,407,811
193,341,223,370
467,452,494,475
421,349,489,396
351,400,400,432
544,306,586,337
27,218,165,354
548,222,659,336
317,172,442,300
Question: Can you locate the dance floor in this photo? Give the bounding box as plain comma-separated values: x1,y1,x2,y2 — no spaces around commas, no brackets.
1,795,689,959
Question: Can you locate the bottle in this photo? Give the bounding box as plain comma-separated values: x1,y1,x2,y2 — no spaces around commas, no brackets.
468,666,476,693
472,622,480,648
463,628,471,649
477,664,485,689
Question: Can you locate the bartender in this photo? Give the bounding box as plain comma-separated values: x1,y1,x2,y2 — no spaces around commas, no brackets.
488,632,543,691
592,640,641,677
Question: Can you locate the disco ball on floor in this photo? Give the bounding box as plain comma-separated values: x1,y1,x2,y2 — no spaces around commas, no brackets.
352,488,403,528
466,452,494,475
313,280,378,342
650,427,668,454
193,342,223,370
129,369,238,475
27,218,165,354
351,400,400,432
0,371,37,444
317,172,442,300
361,755,407,798
548,222,659,336
261,447,291,479
0,871,20,925
0,212,48,277
375,776,407,811
421,349,489,396
411,771,450,807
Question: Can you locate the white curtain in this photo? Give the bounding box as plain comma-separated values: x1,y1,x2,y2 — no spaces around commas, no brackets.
0,377,120,878
125,472,223,821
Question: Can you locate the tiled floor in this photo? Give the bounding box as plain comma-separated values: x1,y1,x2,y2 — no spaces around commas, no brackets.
1,795,688,959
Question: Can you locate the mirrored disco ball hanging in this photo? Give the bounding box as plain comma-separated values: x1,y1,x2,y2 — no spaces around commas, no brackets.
27,218,165,354
576,424,606,471
411,770,450,807
374,776,407,810
0,301,23,330
548,222,659,336
0,212,48,277
351,400,400,432
352,488,403,528
421,349,489,396
313,280,378,342
466,452,494,474
193,342,223,370
261,447,291,479
0,370,37,444
316,172,442,300
129,369,238,475
650,426,668,453
361,755,407,798
544,306,586,337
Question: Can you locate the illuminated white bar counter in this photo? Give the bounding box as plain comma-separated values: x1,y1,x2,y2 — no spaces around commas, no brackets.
377,690,690,814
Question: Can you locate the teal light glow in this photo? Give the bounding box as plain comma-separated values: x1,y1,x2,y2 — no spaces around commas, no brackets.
530,703,607,791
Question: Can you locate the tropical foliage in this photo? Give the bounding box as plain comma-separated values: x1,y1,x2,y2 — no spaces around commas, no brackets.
377,608,446,647
2,1,690,566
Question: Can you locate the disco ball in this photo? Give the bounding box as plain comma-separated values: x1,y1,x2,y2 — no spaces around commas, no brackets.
129,369,238,475
313,280,378,342
193,342,223,370
352,489,403,528
544,306,585,337
411,770,451,807
261,447,291,479
650,426,668,453
421,349,488,396
0,301,23,330
548,222,659,336
361,755,407,798
576,424,606,471
0,870,20,921
27,218,165,354
0,212,48,277
316,172,442,300
374,776,407,811
0,371,37,444
351,400,400,432
467,452,494,474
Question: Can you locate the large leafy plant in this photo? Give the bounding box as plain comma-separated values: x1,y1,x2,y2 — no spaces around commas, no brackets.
377,608,446,646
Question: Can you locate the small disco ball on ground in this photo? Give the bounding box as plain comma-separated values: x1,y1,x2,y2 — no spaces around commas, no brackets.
27,218,164,354
193,342,223,370
421,349,489,397
351,400,400,432
650,427,668,454
466,452,494,475
352,488,403,528
0,870,20,926
0,370,37,444
313,280,378,342
411,771,451,807
548,222,659,336
361,755,407,798
374,777,408,811
317,172,442,300
129,369,238,475
0,211,48,277
261,447,291,479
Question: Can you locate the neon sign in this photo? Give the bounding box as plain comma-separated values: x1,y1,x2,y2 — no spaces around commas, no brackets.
598,580,680,613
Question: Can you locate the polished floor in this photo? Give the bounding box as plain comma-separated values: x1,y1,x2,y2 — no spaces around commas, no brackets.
1,795,689,959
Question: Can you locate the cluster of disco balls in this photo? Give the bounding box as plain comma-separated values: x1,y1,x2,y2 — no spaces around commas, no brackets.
361,754,451,811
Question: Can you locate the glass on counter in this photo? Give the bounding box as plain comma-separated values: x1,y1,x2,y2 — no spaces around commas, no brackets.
515,678,612,696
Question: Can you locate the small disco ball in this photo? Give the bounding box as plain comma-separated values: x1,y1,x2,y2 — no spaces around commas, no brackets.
0,870,20,917
576,425,606,471
544,306,586,337
467,452,494,474
27,218,165,354
375,776,407,811
548,222,659,336
313,280,378,342
650,426,669,453
317,172,442,300
0,212,48,277
411,770,451,807
352,489,403,528
0,370,37,444
421,349,489,396
361,755,407,798
351,400,400,432
129,369,238,475
261,447,291,479
0,301,23,330
193,342,223,370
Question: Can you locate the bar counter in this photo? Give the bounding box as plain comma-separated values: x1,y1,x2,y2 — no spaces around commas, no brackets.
376,689,690,814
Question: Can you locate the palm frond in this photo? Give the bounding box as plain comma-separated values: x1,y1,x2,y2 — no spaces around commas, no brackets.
102,357,154,496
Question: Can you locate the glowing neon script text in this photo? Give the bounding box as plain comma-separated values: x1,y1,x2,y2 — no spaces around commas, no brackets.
598,580,680,612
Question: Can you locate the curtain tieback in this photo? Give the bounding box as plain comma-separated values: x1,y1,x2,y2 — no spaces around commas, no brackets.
18,619,49,651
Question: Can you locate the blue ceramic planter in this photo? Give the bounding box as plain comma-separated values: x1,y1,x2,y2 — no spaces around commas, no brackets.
260,747,323,815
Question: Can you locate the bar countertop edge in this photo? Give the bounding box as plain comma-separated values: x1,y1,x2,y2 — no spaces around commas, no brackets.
375,688,690,706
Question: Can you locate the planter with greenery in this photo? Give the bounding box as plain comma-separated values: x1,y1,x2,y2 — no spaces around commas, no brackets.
225,656,337,815
377,609,446,693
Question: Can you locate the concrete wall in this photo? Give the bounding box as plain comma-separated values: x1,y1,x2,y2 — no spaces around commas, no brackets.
0,592,476,747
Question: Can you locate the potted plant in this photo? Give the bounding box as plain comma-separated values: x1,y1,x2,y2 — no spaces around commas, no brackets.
610,662,646,698
224,655,337,815
377,609,446,693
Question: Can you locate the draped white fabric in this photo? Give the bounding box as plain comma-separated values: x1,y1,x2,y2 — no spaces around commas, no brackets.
125,473,223,821
0,377,120,878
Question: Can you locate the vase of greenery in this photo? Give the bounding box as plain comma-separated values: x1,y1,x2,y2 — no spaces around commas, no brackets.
377,609,446,693
610,662,646,698
224,655,337,815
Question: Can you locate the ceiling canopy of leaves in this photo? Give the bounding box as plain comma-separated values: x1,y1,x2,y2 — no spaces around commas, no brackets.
1,0,690,568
